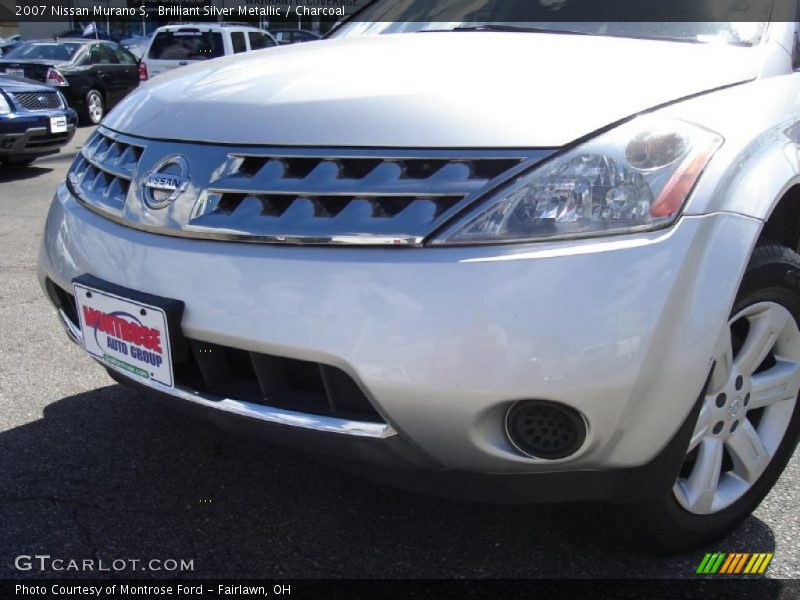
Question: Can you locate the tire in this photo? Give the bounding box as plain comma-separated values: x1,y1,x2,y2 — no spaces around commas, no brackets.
621,242,800,554
81,89,104,125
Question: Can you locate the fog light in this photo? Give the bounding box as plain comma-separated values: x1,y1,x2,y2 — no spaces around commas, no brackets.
505,401,587,459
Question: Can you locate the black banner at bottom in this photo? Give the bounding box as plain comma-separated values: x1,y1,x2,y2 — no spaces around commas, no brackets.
3,579,799,600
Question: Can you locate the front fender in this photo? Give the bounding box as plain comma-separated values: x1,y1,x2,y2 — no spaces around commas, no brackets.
668,73,800,225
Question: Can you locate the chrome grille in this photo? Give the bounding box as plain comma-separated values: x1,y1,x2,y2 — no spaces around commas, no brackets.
12,91,63,111
67,127,554,246
190,153,527,243
68,129,143,213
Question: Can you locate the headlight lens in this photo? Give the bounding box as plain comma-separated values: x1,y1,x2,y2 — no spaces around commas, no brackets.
0,92,11,115
433,117,722,245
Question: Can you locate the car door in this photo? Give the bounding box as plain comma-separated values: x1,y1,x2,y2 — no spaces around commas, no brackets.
108,43,140,102
86,43,123,106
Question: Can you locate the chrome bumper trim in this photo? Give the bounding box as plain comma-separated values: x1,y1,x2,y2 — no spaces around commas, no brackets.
57,308,396,440
59,307,82,344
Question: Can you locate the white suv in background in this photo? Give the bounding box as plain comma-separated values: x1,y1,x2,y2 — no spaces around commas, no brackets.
141,23,277,78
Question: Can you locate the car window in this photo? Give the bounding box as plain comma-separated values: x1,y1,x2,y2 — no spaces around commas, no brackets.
248,31,276,50
148,30,225,61
112,45,137,65
231,31,247,54
89,44,117,64
4,42,83,61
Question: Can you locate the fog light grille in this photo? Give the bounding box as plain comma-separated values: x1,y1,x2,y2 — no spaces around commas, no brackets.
505,401,587,459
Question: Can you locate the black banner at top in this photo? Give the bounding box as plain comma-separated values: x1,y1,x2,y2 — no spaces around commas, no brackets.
8,0,798,24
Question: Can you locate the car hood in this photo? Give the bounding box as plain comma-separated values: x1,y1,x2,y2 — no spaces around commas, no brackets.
107,33,758,148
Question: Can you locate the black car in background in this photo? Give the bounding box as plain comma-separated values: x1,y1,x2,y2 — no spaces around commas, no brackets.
0,40,142,125
0,75,77,166
269,29,321,45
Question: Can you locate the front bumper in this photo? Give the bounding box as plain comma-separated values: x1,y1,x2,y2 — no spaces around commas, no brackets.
39,184,763,499
0,110,77,158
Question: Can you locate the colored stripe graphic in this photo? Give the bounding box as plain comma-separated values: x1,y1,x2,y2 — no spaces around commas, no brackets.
698,553,774,574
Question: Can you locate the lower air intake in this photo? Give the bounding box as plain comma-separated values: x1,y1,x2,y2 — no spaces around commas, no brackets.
505,401,587,460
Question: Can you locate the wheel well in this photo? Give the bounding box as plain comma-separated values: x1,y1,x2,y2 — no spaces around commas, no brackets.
760,185,800,252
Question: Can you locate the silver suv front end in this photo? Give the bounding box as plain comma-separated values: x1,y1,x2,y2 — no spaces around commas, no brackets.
38,123,762,501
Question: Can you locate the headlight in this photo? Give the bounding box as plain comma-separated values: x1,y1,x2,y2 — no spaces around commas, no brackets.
0,92,11,115
433,117,722,245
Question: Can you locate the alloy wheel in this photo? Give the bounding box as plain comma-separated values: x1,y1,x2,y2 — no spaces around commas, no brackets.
88,92,103,124
673,301,800,514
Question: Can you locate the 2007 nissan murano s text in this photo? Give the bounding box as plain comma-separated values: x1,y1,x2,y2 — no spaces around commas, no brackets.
38,0,800,553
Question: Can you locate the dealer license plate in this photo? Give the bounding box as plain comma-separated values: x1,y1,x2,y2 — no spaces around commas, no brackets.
50,116,67,133
73,282,174,388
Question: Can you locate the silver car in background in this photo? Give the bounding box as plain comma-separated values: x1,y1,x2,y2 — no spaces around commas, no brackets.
39,0,800,553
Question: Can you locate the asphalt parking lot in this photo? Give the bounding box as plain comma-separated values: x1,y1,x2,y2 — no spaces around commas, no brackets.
0,126,799,584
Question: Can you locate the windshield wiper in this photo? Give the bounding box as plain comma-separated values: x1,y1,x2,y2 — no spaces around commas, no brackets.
444,25,590,36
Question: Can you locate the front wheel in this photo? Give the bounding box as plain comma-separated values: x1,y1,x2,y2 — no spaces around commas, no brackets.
624,242,800,554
